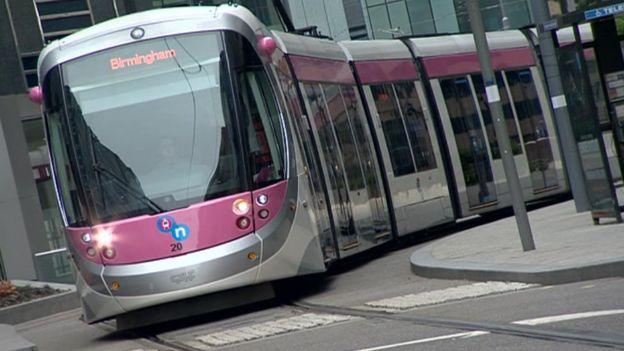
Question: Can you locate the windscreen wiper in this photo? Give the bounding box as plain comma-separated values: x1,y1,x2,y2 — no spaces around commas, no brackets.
92,164,165,214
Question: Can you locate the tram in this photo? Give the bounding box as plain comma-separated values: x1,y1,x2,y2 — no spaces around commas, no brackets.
36,4,568,324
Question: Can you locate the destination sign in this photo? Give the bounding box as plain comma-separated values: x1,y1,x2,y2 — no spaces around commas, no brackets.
109,49,177,70
585,3,624,21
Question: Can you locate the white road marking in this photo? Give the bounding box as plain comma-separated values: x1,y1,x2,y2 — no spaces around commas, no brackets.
183,340,213,350
353,331,490,351
513,309,624,326
353,309,624,350
193,313,355,347
364,282,537,312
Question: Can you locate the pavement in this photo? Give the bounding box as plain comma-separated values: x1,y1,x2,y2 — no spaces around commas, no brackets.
410,189,624,285
0,324,36,351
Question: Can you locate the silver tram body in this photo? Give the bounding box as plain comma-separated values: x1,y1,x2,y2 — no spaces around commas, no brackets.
37,5,567,324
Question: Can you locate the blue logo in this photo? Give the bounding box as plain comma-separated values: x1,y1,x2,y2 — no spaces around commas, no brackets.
585,4,624,21
156,216,190,242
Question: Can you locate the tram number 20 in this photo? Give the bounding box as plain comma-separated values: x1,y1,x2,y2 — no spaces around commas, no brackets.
170,243,183,252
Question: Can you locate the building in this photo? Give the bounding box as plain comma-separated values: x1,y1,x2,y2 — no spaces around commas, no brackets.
0,0,287,283
284,0,367,40
361,0,534,39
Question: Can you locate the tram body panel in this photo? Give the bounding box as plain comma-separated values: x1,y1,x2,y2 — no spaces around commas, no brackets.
272,54,339,262
255,57,328,281
340,40,454,235
255,172,327,282
409,34,566,217
299,80,392,256
361,83,453,234
526,66,568,194
275,31,393,256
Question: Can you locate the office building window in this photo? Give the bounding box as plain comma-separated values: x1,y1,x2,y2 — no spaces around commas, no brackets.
405,0,435,34
368,4,393,39
366,0,461,38
454,0,532,32
122,0,285,30
387,1,411,36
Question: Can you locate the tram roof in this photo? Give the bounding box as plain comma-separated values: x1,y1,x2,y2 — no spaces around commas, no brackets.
38,5,264,76
338,40,413,61
272,31,348,62
405,30,530,58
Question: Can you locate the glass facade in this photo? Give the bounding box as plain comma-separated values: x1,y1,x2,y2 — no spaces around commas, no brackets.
23,118,73,283
123,0,286,30
365,0,533,39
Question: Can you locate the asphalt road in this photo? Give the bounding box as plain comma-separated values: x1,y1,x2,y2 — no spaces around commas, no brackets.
15,227,624,351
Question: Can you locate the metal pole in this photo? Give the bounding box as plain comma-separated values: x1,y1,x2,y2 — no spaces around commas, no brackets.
530,0,591,212
467,1,535,251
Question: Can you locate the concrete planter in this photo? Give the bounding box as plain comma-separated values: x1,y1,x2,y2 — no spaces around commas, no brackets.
0,281,80,325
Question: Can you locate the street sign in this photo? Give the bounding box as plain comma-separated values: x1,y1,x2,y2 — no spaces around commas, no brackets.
542,19,558,31
585,3,624,21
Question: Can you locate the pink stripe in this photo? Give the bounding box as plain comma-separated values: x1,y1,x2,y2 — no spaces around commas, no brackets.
253,181,288,230
65,180,288,265
423,47,535,78
290,55,355,84
355,59,419,84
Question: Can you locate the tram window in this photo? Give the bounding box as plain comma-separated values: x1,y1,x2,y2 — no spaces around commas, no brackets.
440,77,494,186
322,84,366,191
471,73,522,158
370,84,416,176
239,70,285,187
43,67,87,226
394,82,437,171
506,69,557,189
505,70,550,143
227,32,285,188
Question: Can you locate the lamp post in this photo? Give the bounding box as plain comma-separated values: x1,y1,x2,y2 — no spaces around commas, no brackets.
468,1,535,251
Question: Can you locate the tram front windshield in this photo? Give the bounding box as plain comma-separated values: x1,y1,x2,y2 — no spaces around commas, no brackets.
44,31,271,225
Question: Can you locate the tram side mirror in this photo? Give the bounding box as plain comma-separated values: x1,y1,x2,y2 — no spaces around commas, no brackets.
258,36,277,58
28,86,43,105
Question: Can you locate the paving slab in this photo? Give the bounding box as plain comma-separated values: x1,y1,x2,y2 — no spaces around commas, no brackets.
0,324,36,351
410,194,624,285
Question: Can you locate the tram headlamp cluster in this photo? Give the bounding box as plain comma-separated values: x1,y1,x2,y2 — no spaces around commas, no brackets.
233,199,250,215
237,217,251,230
257,194,268,205
103,247,117,260
95,229,114,248
258,209,269,219
81,233,92,243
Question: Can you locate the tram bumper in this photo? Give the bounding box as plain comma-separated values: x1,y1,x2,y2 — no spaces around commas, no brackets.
79,232,262,323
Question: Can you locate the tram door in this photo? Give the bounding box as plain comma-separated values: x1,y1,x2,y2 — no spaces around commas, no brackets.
471,73,531,199
504,69,559,193
437,76,498,211
364,81,452,235
278,72,337,262
301,82,391,255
